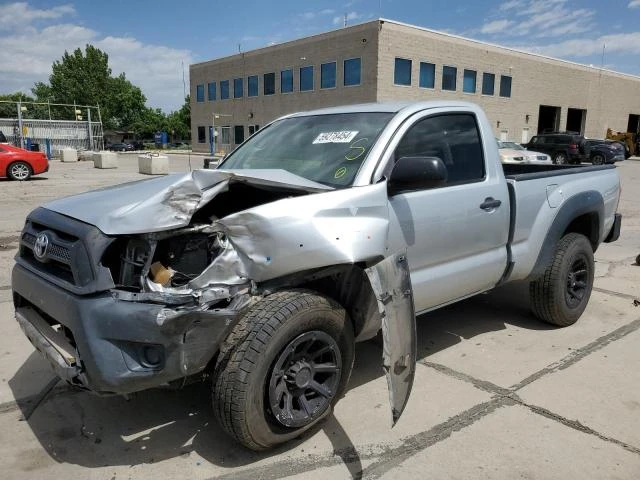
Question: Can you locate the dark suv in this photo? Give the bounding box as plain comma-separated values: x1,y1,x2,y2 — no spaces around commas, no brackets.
585,139,625,164
524,133,588,164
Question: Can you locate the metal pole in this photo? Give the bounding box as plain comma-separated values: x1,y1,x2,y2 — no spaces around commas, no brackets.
87,108,94,150
211,113,216,155
47,100,51,120
17,101,24,149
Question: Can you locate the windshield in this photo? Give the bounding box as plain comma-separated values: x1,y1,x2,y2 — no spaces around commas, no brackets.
497,140,524,150
219,112,393,187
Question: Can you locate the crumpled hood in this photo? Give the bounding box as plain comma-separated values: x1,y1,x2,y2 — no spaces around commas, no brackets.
43,169,331,235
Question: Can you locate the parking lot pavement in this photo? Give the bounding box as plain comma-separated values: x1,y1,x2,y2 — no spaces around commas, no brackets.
1,156,639,479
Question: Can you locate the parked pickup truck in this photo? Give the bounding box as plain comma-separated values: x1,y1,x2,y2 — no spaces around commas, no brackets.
13,101,621,450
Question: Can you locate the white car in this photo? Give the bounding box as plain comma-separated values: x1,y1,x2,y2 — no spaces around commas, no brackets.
497,140,552,164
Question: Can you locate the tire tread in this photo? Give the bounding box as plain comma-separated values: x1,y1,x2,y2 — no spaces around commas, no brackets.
213,290,348,450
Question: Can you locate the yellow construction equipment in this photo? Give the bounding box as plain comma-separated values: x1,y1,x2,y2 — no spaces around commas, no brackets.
606,128,639,157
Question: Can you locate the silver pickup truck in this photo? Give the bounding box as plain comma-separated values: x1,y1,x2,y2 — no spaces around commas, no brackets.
12,101,621,450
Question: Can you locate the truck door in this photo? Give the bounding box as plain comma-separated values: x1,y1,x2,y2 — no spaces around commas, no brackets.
385,111,510,313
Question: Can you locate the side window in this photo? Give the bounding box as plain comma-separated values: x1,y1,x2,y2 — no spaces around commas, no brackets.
394,114,485,186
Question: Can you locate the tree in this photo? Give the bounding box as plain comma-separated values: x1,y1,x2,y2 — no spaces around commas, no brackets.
32,44,146,129
0,92,49,119
130,107,167,139
166,95,191,140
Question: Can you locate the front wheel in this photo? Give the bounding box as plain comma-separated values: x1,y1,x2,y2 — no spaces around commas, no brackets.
592,154,604,165
213,290,354,450
7,161,32,181
529,233,594,326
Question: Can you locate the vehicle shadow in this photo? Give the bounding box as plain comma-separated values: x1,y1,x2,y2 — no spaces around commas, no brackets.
8,280,551,472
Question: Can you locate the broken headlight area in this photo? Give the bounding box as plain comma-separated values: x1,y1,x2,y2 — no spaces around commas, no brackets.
102,224,249,305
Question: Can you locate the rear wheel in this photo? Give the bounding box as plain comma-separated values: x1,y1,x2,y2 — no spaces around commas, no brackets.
592,154,604,165
213,290,354,450
553,152,567,165
7,161,32,181
530,233,594,326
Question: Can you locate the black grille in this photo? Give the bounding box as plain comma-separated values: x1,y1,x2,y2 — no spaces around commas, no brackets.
22,232,72,263
20,227,80,285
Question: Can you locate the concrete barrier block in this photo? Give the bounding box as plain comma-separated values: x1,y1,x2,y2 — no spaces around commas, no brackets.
61,148,78,162
78,150,94,161
138,154,169,175
93,151,118,169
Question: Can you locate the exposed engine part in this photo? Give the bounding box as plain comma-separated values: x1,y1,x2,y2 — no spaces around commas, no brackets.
152,231,229,288
119,239,151,288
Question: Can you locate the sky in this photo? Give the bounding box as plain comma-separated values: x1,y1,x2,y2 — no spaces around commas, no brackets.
1,0,639,112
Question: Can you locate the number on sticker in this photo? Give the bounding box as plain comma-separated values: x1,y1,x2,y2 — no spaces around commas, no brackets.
313,131,359,144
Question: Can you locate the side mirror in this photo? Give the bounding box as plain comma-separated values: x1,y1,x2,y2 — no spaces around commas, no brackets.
388,156,448,195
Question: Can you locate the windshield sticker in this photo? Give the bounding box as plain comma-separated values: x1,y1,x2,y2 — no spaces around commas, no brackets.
313,131,359,144
334,166,348,179
345,138,368,161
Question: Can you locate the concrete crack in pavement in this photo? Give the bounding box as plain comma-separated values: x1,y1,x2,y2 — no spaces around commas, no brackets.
514,399,640,456
0,377,68,417
19,377,60,421
419,360,511,396
211,397,513,480
511,316,640,391
593,286,639,301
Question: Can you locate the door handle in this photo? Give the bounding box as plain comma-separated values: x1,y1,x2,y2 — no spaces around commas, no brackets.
480,197,502,211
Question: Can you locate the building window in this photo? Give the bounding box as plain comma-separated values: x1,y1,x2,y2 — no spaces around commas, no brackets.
221,126,231,144
220,80,230,99
196,84,204,102
281,69,293,93
500,75,512,98
419,62,435,88
264,72,275,95
321,62,336,89
233,78,243,98
207,82,216,101
482,73,495,95
442,66,457,91
197,126,205,143
248,124,260,135
248,75,258,97
463,69,477,94
300,66,314,91
344,58,361,86
394,58,412,86
234,125,245,144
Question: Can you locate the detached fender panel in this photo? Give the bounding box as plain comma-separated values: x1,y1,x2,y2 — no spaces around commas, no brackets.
365,250,416,425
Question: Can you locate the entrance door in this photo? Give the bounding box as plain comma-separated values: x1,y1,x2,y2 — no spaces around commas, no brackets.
500,130,509,141
566,108,586,134
521,128,530,144
538,105,561,133
628,114,640,134
386,111,510,313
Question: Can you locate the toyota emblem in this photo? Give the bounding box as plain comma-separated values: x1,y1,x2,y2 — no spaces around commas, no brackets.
33,232,50,260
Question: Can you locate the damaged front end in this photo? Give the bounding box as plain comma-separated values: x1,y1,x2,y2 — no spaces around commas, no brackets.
14,169,417,424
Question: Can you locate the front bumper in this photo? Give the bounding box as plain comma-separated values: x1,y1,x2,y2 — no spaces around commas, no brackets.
12,264,241,394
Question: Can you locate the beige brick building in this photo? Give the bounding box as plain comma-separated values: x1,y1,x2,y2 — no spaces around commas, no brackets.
190,19,640,153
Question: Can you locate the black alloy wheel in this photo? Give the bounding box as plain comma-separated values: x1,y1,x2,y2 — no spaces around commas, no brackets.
565,256,589,309
268,330,341,428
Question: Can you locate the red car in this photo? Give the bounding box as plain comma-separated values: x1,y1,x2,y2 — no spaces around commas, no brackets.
0,144,49,181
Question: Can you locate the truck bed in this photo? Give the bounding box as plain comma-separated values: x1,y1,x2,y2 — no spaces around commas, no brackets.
503,163,620,282
502,163,616,180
